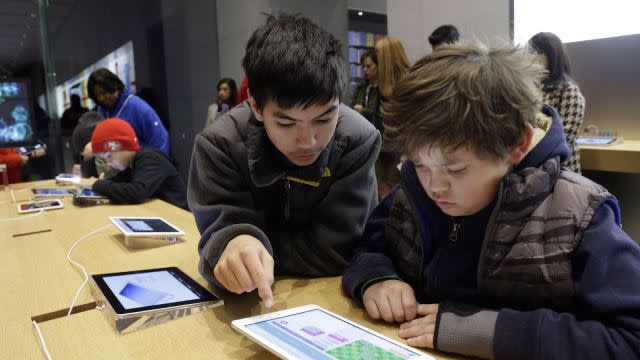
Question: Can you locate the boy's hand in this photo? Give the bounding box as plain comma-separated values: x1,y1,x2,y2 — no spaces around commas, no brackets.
20,155,29,165
398,304,439,348
83,142,94,159
80,177,98,186
31,148,46,158
214,234,275,307
354,104,364,113
362,279,417,323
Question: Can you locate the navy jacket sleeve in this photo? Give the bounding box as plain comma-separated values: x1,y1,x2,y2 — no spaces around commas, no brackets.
92,151,170,204
494,202,640,359
342,189,401,301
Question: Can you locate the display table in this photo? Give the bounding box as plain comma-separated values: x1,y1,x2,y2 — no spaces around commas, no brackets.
0,180,455,359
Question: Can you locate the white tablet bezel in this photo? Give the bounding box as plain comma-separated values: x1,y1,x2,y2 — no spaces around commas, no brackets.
55,173,81,185
16,198,64,214
109,216,185,238
232,304,434,360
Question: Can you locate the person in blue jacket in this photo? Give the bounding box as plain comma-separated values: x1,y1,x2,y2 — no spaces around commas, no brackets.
88,68,170,155
342,42,640,359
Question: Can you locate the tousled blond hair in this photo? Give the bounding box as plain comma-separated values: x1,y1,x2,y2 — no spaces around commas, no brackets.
383,42,545,159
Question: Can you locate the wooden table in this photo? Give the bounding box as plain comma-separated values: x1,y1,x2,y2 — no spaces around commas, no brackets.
1,180,454,359
580,140,640,173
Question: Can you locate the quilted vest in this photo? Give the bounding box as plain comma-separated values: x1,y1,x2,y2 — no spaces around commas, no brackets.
385,157,614,310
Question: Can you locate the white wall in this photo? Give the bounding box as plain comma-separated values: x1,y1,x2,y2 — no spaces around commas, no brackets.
387,0,510,63
216,0,348,85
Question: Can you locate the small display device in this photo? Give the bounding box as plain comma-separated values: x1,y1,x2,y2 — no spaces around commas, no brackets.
32,188,74,198
73,187,110,206
232,304,434,360
17,142,46,155
91,267,221,317
576,137,617,146
109,216,184,238
55,173,81,185
17,198,64,214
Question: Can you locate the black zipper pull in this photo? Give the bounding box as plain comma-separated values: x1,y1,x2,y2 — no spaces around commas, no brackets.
284,178,291,221
450,218,461,242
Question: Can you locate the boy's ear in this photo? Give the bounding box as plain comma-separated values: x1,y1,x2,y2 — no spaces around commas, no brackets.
247,90,264,122
508,124,534,166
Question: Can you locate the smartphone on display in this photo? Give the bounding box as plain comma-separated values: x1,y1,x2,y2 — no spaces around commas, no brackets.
17,199,64,214
17,142,46,156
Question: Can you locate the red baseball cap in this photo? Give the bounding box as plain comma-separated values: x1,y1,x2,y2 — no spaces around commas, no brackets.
91,118,141,154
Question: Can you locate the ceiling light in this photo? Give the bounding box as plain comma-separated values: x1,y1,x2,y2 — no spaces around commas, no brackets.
358,11,363,16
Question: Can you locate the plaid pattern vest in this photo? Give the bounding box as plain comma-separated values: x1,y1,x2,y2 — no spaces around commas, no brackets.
385,157,613,310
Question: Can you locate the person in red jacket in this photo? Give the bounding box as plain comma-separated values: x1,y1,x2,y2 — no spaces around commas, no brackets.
0,147,46,184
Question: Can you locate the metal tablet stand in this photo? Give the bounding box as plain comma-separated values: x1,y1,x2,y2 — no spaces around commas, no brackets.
124,235,178,249
91,280,224,334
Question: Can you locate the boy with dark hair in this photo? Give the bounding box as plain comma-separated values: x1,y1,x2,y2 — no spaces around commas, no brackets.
83,118,187,209
428,24,460,50
189,14,380,307
342,43,640,359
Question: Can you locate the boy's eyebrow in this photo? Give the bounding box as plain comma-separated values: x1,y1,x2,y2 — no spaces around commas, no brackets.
273,105,338,122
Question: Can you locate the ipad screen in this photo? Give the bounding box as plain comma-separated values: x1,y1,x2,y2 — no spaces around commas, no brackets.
102,270,199,309
245,308,424,359
122,218,179,233
576,137,616,145
79,188,101,197
33,189,73,195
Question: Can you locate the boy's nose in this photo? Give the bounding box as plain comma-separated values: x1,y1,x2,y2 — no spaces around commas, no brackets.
429,172,449,193
296,126,316,148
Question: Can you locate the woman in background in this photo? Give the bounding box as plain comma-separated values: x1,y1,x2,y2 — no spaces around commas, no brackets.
529,32,585,173
216,78,238,115
373,36,411,197
207,78,238,126
351,50,379,124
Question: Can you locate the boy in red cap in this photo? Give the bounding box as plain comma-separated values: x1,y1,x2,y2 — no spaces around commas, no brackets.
82,118,187,209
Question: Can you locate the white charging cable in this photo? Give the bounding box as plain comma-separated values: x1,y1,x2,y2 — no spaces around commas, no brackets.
32,320,53,360
66,223,113,316
31,223,112,360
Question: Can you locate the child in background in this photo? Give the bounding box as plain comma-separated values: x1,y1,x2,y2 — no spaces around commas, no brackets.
342,43,640,359
82,118,187,209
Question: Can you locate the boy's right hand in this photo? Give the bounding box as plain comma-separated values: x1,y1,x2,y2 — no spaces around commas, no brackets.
83,142,94,160
363,279,417,323
213,234,275,307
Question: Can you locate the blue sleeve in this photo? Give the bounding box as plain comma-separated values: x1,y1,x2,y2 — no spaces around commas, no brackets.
494,203,640,359
342,188,400,301
134,98,170,156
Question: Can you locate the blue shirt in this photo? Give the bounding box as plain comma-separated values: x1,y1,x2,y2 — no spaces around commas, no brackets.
98,89,170,155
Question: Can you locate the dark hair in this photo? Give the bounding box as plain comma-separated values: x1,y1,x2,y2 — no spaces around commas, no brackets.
428,25,460,48
70,94,81,107
360,49,377,66
87,68,125,103
242,14,346,110
217,78,238,106
383,42,544,159
528,32,572,85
